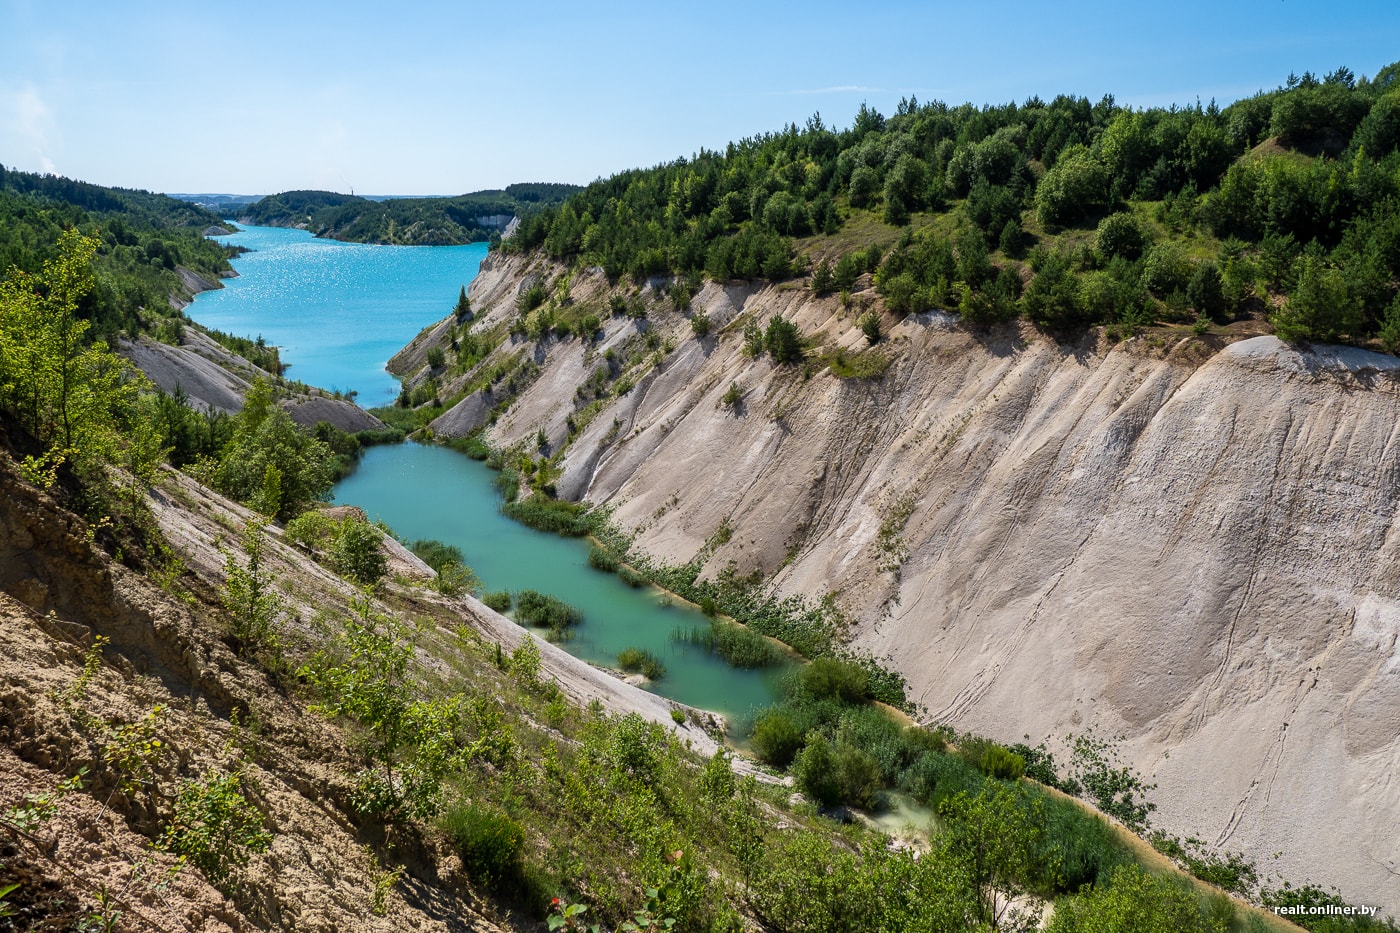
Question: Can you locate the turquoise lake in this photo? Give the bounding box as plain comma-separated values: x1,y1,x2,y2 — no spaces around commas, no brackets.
185,226,787,731
191,224,487,407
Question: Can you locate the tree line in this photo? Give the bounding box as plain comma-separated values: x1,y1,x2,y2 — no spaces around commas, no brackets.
506,62,1400,349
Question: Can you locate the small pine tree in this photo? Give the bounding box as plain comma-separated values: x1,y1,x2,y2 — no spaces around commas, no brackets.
453,286,472,322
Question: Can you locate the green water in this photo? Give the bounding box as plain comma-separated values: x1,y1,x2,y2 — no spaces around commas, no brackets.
333,443,790,731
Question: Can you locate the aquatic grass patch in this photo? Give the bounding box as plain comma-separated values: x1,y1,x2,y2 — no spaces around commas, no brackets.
672,620,785,669
482,591,512,612
501,496,590,536
616,647,666,680
587,545,620,573
514,589,582,635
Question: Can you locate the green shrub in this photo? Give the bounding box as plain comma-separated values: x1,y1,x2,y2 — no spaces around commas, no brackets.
616,646,666,680
690,310,712,337
441,803,525,888
1049,863,1223,933
793,735,842,807
798,657,869,703
1094,212,1146,260
160,769,272,889
750,710,804,768
409,538,465,571
332,518,388,587
958,736,1026,781
618,566,647,588
284,509,333,551
482,590,512,612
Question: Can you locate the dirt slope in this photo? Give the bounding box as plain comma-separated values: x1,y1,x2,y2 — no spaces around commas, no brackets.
407,252,1400,907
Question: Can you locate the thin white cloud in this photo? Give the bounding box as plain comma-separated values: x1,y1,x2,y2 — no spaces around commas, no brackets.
5,84,58,174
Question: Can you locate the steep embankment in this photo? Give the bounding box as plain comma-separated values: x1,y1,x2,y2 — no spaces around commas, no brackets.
121,328,388,433
401,249,1400,907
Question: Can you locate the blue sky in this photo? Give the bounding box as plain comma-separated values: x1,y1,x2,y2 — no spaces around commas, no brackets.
1,0,1397,196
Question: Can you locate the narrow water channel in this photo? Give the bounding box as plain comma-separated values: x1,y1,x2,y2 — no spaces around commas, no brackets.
333,442,790,731
188,225,788,733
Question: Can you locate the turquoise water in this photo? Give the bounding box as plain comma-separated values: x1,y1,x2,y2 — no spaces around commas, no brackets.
184,226,786,730
334,442,789,730
188,225,487,407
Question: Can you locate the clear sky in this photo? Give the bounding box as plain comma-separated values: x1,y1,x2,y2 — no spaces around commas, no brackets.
2,0,1397,196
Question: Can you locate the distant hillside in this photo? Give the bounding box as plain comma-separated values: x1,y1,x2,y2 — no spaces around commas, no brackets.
238,183,581,245
0,164,235,339
507,61,1400,351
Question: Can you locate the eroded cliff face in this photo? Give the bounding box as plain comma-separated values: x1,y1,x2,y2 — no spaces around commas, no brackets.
420,250,1400,905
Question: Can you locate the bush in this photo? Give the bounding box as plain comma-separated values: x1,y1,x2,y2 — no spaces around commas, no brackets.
1094,212,1146,260
441,803,525,888
616,646,666,679
482,590,512,612
332,519,388,587
618,566,647,588
750,710,804,768
958,736,1026,781
1141,241,1192,296
160,769,272,889
793,736,841,807
798,657,869,703
690,310,712,337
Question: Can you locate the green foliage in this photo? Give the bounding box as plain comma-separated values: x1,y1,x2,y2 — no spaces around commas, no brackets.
2,770,85,834
160,769,272,889
957,736,1026,781
1064,733,1157,832
798,657,870,703
588,545,620,573
1036,144,1111,227
483,590,512,612
858,311,881,344
750,709,804,768
409,538,482,595
441,802,526,888
502,496,591,536
210,380,334,521
674,619,785,668
1094,211,1147,260
221,519,286,659
938,784,1045,928
332,517,388,587
1187,260,1226,317
510,635,543,686
0,230,148,476
1272,254,1364,343
720,381,743,407
616,647,666,680
299,598,468,819
515,589,583,635
689,310,712,337
1049,863,1227,933
763,316,804,364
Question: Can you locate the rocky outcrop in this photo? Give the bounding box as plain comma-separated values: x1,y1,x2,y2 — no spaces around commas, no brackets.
412,251,1400,906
